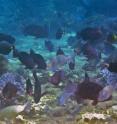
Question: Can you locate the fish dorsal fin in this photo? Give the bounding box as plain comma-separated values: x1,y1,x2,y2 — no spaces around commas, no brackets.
56,47,64,56
12,45,15,50
12,46,19,57
30,49,35,55
84,72,90,83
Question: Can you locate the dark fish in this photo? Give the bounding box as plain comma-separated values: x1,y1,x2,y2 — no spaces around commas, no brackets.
108,62,117,73
69,62,75,70
18,52,36,69
13,48,36,69
30,49,47,70
22,24,48,38
56,28,64,40
81,42,101,60
79,27,102,41
12,46,20,58
32,70,41,103
26,79,33,96
0,33,15,44
76,81,102,105
56,47,64,56
44,40,54,52
68,51,76,70
75,73,112,105
0,41,13,55
2,82,17,99
49,70,65,86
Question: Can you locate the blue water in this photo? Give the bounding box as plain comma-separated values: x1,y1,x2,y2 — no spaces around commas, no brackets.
0,0,117,34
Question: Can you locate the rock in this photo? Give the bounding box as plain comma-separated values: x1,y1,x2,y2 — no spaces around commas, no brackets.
112,105,117,111
82,112,110,121
65,115,74,121
0,102,31,119
45,106,66,117
15,115,26,124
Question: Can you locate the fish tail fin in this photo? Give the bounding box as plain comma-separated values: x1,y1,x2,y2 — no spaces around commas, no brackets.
32,70,38,82
12,46,19,58
98,51,102,59
30,49,34,54
12,45,15,50
84,71,89,82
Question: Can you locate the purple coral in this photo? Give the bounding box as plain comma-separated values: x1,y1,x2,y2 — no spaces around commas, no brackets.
0,72,25,95
58,81,77,105
100,68,117,89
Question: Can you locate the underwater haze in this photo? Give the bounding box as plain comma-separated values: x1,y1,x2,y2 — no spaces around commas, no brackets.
1,0,117,34
0,0,117,124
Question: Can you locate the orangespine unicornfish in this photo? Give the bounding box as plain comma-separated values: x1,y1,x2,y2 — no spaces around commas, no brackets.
26,78,33,96
32,70,42,103
32,70,48,103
